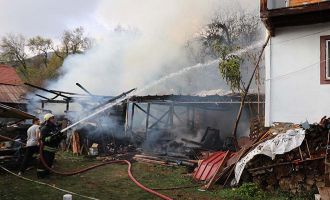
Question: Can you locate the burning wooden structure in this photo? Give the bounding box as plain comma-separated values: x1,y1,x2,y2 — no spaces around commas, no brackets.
125,94,264,156
0,103,35,167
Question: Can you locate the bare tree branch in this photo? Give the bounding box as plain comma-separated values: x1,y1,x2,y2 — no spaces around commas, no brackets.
0,34,28,69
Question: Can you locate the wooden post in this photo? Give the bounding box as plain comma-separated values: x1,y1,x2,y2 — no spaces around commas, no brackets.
145,103,150,139
187,106,190,127
232,35,271,150
192,107,195,129
66,101,69,111
260,0,268,12
130,103,135,132
256,57,261,121
169,104,174,128
124,101,129,136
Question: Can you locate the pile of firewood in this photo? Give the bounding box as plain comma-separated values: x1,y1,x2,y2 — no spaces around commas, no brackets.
242,120,330,194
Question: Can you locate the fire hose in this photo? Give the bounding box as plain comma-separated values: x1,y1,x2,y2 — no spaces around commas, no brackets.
0,134,173,199
38,143,173,200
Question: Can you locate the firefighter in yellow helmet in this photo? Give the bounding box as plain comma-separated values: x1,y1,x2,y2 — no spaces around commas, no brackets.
37,113,65,178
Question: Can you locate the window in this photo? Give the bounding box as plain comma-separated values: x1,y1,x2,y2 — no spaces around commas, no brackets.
320,36,330,84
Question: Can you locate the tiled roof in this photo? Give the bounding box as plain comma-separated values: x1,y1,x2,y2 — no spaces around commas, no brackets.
0,84,27,104
0,65,23,85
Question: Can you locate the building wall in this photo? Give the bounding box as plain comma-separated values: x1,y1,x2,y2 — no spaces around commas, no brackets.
265,22,330,126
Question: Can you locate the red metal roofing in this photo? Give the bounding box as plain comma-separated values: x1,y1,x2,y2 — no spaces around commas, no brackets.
193,151,231,181
0,84,27,104
0,65,23,85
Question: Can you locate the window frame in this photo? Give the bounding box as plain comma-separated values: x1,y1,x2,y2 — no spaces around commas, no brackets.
320,35,330,84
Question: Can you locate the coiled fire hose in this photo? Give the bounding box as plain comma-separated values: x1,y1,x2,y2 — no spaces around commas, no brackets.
39,143,173,200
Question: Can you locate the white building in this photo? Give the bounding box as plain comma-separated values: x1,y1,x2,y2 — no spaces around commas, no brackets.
260,0,330,126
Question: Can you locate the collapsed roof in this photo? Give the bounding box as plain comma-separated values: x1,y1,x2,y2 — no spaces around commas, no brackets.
0,103,35,119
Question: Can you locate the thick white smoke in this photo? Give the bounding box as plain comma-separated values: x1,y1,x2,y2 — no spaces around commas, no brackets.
47,0,259,96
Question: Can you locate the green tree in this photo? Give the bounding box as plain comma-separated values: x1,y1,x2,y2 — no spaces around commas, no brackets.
53,27,91,59
28,36,52,68
214,42,242,92
186,12,260,92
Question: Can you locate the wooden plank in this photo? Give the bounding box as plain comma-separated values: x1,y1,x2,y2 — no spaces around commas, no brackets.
289,0,322,7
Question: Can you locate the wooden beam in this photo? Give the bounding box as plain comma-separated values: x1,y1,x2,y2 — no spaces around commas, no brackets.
145,103,150,138
169,104,174,128
148,109,170,129
134,103,163,122
66,101,69,111
260,0,268,12
130,103,135,131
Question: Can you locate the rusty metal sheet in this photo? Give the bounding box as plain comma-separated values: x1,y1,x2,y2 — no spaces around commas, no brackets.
193,151,230,181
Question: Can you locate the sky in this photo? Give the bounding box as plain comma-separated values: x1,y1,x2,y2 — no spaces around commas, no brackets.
0,0,102,39
0,0,258,39
1,0,261,98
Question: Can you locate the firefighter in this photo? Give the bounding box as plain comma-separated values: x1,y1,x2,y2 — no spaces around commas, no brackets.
37,113,65,178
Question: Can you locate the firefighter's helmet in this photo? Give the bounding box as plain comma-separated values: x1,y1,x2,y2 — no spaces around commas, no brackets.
44,113,55,121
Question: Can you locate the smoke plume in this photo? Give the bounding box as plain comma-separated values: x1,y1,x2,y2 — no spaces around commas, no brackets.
47,0,259,96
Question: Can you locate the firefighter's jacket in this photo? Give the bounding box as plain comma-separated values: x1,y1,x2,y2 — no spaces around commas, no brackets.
40,122,65,152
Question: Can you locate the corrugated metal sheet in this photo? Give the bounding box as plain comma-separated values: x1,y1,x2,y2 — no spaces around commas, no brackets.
193,151,231,181
0,84,27,104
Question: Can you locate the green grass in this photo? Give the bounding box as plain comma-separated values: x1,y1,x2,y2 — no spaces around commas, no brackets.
0,152,312,200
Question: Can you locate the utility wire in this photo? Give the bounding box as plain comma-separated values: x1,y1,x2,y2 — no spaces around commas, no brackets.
265,58,329,81
270,27,330,46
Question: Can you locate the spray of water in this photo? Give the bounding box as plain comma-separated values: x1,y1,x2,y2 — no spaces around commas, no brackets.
137,41,263,95
60,41,263,132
